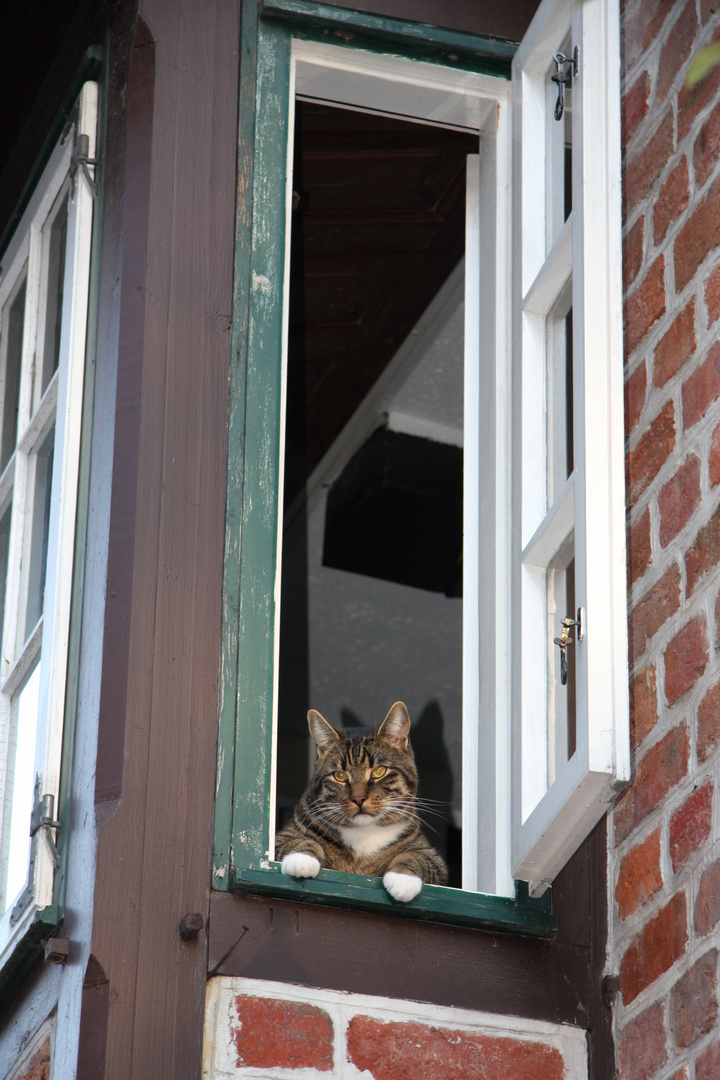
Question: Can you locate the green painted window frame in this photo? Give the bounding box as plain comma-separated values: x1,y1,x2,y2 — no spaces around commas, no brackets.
213,0,557,938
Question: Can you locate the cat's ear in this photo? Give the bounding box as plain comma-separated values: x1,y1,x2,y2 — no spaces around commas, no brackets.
307,709,340,752
377,701,411,749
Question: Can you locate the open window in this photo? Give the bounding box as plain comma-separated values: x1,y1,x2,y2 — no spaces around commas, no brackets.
215,0,625,925
0,81,98,970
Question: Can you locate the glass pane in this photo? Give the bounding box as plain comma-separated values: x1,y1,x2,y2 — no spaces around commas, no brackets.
547,305,573,505
546,32,573,248
0,501,12,651
548,555,576,784
23,425,55,643
0,275,27,473
39,195,68,400
3,660,40,913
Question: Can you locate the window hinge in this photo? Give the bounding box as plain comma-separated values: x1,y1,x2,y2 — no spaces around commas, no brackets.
71,133,98,200
31,789,62,870
551,47,578,121
10,780,61,923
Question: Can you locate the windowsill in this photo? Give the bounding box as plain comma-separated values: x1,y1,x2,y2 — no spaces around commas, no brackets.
231,863,558,938
0,902,62,1002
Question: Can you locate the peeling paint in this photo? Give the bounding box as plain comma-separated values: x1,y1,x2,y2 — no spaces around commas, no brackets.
214,863,228,880
252,273,271,294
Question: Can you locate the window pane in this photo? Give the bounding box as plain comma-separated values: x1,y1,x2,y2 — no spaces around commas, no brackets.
548,555,576,784
23,425,55,643
0,275,27,473
547,305,574,505
39,195,68,400
546,32,573,248
3,660,40,913
0,501,12,650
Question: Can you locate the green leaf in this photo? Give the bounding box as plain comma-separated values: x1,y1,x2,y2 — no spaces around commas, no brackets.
687,42,720,88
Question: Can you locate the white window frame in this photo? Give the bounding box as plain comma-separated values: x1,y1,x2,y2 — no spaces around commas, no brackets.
0,82,98,964
510,0,628,895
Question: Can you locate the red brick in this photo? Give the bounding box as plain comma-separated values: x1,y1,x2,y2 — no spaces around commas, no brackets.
615,828,663,920
678,27,720,141
697,1039,720,1080
346,1017,565,1080
669,949,718,1049
623,0,675,71
619,893,688,1005
617,1003,667,1080
669,1067,690,1080
624,216,645,292
686,502,720,594
657,0,699,101
653,298,696,387
629,562,681,658
706,264,720,325
625,362,647,436
717,586,720,646
16,1039,51,1080
670,781,713,871
698,680,720,763
682,341,720,431
653,156,690,245
614,723,689,845
622,71,651,144
702,0,720,22
709,421,720,485
658,454,701,546
695,97,720,188
625,256,666,357
629,507,652,586
624,113,674,215
230,996,334,1071
675,173,720,293
664,615,709,704
626,400,675,507
696,857,720,936
630,665,658,747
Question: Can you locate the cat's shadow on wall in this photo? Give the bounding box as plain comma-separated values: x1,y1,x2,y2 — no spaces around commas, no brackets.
341,700,460,887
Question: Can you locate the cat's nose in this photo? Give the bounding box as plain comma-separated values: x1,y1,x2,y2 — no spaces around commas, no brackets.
351,795,367,808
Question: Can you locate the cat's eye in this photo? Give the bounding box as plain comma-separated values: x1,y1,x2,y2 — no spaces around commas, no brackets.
371,766,387,779
332,770,348,783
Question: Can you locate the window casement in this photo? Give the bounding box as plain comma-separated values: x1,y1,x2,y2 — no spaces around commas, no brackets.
215,0,626,929
0,81,98,971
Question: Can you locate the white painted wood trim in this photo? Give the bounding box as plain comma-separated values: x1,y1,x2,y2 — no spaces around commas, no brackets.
510,0,626,890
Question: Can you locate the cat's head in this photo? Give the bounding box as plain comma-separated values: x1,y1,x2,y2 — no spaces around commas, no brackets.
305,702,418,829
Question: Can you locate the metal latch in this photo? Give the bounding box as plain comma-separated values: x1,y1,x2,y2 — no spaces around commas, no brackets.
551,48,578,121
553,608,583,685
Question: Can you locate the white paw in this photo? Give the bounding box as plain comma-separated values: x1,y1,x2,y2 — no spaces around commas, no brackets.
383,871,422,902
281,852,321,878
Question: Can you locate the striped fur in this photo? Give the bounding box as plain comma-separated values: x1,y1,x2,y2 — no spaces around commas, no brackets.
275,702,447,887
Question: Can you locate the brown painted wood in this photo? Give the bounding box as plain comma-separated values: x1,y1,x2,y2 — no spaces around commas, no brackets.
86,1,238,1076
207,823,610,1034
208,888,591,1027
95,16,156,809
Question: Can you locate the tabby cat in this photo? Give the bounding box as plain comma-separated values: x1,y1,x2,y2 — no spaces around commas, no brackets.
275,701,447,902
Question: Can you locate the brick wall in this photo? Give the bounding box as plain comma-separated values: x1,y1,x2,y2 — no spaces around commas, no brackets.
612,1,720,1078
6,1020,53,1080
202,979,588,1079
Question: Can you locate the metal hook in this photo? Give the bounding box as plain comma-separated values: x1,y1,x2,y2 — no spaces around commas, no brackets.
551,48,578,122
553,613,581,686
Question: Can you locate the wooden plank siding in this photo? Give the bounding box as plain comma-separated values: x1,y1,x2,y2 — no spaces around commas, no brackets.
86,1,238,1075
